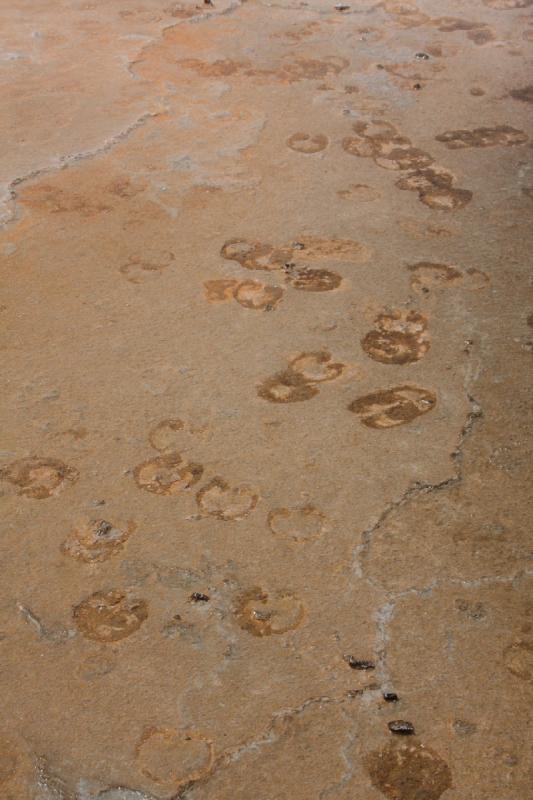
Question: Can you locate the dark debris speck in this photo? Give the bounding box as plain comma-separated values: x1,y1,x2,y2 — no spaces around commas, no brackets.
388,720,415,735
345,655,376,670
190,592,210,602
383,692,399,702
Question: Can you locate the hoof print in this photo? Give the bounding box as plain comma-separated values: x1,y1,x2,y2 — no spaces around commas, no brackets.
289,351,345,382
234,280,284,310
436,126,528,149
62,519,135,563
196,477,259,520
203,279,239,302
220,239,291,271
0,457,79,499
349,386,437,428
287,132,329,153
135,725,214,788
268,505,328,542
235,587,306,636
285,266,343,292
73,590,148,642
366,741,452,800
361,310,429,364
257,370,320,403
119,250,175,283
148,419,186,453
134,453,203,495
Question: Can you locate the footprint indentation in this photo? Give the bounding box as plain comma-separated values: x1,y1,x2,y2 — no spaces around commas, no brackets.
292,235,371,263
221,239,292,271
73,590,148,642
196,477,259,520
0,740,17,787
287,132,329,153
289,351,345,382
285,265,343,292
348,386,437,429
235,587,306,636
203,279,239,302
268,505,328,542
257,370,320,403
343,119,472,210
134,453,203,495
503,641,533,682
278,56,349,82
366,741,452,800
148,419,185,453
408,262,489,294
61,519,135,563
436,126,528,149
483,0,532,8
258,351,345,403
0,457,79,499
119,250,175,283
135,726,214,788
509,85,533,103
361,310,430,364
234,280,284,310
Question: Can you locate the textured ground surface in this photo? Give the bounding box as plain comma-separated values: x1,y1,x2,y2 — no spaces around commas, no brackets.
1,1,532,798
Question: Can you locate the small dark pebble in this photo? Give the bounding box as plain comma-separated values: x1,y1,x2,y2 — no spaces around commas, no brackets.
388,720,415,735
345,655,376,670
413,83,422,90
376,64,384,70
383,692,399,702
414,52,429,60
190,592,210,602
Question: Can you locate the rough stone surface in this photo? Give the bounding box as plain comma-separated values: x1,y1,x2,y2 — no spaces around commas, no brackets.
0,1,531,798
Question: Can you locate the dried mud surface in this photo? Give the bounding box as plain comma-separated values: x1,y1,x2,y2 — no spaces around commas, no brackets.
0,1,531,798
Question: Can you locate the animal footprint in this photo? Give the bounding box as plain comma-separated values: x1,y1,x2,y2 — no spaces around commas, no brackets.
408,262,489,294
234,280,284,310
342,119,472,210
287,133,329,153
268,505,329,542
483,0,531,8
509,85,533,104
290,351,345,382
291,235,371,263
196,477,259,520
257,351,345,403
134,453,203,495
148,419,186,452
0,457,79,499
503,641,533,682
204,278,284,310
396,166,473,211
366,741,451,800
284,265,343,292
257,370,320,403
203,279,239,302
61,518,135,563
73,589,148,642
220,239,292,271
235,587,306,636
361,310,430,364
348,386,437,428
436,126,528,149
119,250,175,283
135,726,214,788
220,235,370,291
